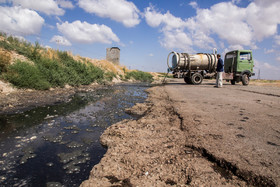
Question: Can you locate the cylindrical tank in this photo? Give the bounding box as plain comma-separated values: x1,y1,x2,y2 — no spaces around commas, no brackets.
168,51,217,72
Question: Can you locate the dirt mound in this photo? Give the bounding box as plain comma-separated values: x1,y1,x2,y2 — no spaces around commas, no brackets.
0,80,17,94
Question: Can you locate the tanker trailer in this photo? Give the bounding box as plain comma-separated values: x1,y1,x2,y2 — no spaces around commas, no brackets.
167,49,217,84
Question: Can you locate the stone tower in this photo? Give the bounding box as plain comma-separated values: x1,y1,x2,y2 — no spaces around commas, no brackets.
106,47,120,65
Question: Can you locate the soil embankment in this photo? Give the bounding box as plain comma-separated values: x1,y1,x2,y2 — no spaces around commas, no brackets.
0,83,99,115
81,79,280,186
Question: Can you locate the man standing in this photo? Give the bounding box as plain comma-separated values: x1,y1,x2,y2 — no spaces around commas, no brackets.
216,54,224,88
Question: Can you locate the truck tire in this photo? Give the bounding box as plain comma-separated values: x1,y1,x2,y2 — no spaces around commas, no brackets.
191,73,203,85
184,77,192,84
242,74,249,86
230,80,236,85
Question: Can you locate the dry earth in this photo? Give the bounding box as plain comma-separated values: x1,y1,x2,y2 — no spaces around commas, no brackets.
81,79,280,187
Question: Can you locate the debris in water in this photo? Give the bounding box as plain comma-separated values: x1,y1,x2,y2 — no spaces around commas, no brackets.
47,162,54,167
20,147,36,164
66,141,83,148
46,182,63,187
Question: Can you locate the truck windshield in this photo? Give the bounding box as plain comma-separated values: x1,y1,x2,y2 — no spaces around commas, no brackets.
240,52,251,60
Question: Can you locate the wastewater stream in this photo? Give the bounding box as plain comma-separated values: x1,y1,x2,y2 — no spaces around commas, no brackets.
0,83,150,187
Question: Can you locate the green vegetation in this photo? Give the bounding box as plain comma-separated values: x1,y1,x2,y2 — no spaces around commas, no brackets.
0,33,42,62
3,52,104,89
157,72,173,78
4,61,50,90
0,32,154,90
104,71,117,81
0,51,11,74
125,70,154,82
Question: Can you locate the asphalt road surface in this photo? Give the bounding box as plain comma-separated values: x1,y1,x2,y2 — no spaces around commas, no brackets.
164,78,280,186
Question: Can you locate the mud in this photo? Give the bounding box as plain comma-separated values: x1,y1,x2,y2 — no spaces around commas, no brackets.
81,79,280,187
0,84,100,115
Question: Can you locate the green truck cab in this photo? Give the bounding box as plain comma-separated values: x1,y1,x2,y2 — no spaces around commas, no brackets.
223,50,255,85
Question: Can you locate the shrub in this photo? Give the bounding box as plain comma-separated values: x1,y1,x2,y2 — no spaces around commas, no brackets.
0,40,14,51
3,61,50,90
57,52,104,85
104,71,117,81
35,55,104,87
36,58,68,87
125,70,153,82
0,50,11,74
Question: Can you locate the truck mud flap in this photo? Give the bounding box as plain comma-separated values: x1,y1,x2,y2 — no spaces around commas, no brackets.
223,72,233,80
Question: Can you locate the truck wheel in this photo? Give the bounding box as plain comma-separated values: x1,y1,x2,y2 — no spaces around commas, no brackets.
230,80,236,85
191,73,203,85
242,74,249,86
184,77,192,84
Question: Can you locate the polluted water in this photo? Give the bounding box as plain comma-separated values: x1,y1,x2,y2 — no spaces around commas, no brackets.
0,83,149,186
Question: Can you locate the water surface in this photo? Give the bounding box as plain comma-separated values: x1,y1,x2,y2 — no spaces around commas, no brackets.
0,84,149,186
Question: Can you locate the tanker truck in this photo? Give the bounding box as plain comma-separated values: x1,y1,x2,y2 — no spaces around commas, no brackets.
167,49,255,85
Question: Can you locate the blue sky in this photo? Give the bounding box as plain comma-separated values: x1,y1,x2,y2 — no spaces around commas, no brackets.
0,0,280,80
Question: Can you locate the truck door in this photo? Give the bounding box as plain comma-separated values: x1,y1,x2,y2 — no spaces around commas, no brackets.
224,52,236,73
237,51,253,73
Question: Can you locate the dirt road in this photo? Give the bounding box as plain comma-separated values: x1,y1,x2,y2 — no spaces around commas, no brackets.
165,79,280,186
81,79,280,186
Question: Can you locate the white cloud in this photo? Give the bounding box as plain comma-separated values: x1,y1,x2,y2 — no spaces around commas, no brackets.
12,0,64,15
192,2,254,47
253,59,280,80
189,1,198,9
0,6,44,36
264,48,275,54
57,20,120,44
192,31,216,50
145,6,187,30
276,56,280,63
231,0,241,4
160,30,193,52
263,62,280,70
144,6,193,51
0,0,6,3
145,1,280,53
56,0,74,9
275,35,280,46
13,35,26,42
246,1,280,41
50,35,71,46
78,0,140,27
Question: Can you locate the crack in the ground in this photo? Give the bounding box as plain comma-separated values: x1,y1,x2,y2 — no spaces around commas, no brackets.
166,94,276,187
186,145,276,187
240,89,280,98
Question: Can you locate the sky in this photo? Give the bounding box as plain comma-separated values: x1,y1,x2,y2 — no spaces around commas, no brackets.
0,0,280,80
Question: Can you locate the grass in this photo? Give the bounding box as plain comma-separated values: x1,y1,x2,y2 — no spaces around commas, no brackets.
125,70,154,82
250,79,279,83
157,72,173,78
0,32,154,89
250,79,280,87
0,49,11,74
